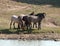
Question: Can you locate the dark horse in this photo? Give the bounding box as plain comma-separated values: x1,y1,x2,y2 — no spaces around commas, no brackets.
34,13,46,30
22,16,31,30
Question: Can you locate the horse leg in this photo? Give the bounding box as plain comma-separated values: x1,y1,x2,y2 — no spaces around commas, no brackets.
39,22,41,29
33,23,34,28
10,21,12,29
18,23,20,29
36,23,37,28
31,22,34,28
29,23,31,30
13,22,15,29
38,22,41,30
31,22,33,28
27,25,29,30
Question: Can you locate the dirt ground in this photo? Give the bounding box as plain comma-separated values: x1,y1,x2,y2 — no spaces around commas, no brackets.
0,33,60,41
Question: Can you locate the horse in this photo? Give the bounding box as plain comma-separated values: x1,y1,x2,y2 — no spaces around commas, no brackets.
29,15,38,28
10,12,35,29
25,13,46,30
10,15,23,29
21,12,46,30
18,16,24,29
17,12,35,30
22,16,31,30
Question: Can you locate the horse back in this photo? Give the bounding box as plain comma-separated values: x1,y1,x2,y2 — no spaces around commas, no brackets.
11,15,19,23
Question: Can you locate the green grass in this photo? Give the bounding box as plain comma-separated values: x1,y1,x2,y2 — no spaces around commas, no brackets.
32,27,60,33
0,27,60,34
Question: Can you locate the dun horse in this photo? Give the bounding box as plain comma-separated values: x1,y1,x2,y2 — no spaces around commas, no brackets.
10,15,23,29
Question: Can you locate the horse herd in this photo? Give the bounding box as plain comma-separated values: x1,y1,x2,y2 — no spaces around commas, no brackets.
10,12,46,30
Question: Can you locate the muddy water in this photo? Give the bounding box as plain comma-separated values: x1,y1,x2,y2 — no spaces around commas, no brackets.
0,40,60,46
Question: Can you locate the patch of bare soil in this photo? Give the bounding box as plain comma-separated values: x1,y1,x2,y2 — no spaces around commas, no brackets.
45,22,59,27
0,33,60,41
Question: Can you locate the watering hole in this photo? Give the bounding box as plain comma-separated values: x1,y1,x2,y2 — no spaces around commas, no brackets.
0,39,60,46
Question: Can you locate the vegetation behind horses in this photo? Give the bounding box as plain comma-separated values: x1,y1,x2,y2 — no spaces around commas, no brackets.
0,0,60,33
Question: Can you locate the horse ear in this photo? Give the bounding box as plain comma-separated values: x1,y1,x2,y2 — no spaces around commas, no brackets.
29,11,34,15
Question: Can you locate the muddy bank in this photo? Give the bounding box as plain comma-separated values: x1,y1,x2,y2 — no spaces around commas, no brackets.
0,33,60,40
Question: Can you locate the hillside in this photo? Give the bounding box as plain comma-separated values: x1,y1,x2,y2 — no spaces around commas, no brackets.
0,0,60,33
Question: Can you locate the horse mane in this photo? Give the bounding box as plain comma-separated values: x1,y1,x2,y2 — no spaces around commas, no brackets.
35,13,46,18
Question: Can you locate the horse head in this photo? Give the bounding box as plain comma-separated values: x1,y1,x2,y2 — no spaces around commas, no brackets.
42,13,46,18
35,13,46,19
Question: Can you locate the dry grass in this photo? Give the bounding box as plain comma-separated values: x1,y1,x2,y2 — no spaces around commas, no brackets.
0,0,60,33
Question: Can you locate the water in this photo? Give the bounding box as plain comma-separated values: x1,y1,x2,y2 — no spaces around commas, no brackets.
0,40,60,46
